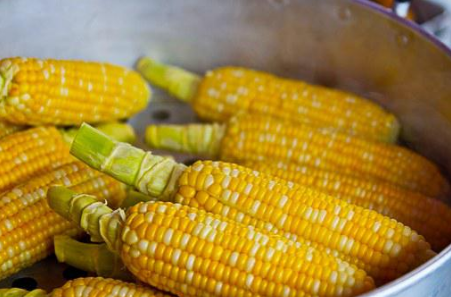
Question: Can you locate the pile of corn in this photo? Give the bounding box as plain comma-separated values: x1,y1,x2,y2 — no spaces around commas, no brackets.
0,56,449,297
0,57,149,280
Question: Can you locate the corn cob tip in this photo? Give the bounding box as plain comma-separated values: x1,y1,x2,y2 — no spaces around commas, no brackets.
72,124,186,199
136,56,200,102
0,288,47,297
145,123,225,156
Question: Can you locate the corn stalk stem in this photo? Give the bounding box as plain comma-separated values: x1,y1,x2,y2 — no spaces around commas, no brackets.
47,186,124,253
61,122,136,145
54,235,132,281
145,123,224,157
71,124,186,200
136,57,200,103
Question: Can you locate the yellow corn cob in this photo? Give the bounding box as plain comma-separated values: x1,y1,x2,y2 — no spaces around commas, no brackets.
240,161,451,252
0,122,136,194
0,161,126,280
0,277,172,297
48,188,375,297
137,57,399,142
0,121,24,139
0,288,47,297
70,124,436,285
177,161,435,284
0,126,72,193
0,57,150,125
145,114,449,198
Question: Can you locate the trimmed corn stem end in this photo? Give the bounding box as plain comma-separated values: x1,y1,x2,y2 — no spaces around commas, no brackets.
71,124,186,200
54,235,133,281
136,56,200,103
145,123,225,157
54,235,101,275
95,122,137,144
70,123,119,172
47,186,124,253
62,122,136,145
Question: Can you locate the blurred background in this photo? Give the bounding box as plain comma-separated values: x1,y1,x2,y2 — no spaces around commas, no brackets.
371,0,451,47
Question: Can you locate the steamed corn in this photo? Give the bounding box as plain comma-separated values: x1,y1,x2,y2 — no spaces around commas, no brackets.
0,277,171,297
0,161,126,280
48,187,375,297
137,57,399,142
0,57,150,125
69,124,436,284
242,161,451,251
145,114,449,198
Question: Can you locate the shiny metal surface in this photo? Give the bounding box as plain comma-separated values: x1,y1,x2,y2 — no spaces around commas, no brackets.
0,0,450,295
393,0,412,18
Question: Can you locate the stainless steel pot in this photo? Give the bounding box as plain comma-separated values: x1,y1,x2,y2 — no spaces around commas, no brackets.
0,0,450,296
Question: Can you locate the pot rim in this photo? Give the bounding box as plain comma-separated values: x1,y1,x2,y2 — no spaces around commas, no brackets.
353,0,451,55
349,3,451,295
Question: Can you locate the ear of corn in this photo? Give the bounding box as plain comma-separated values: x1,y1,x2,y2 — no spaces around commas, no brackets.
69,125,436,285
221,114,448,198
0,126,73,193
175,160,435,284
48,187,375,297
137,57,399,143
0,57,150,125
54,235,132,281
51,277,172,297
144,114,448,198
0,277,172,297
0,161,126,280
241,160,451,252
0,288,47,297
